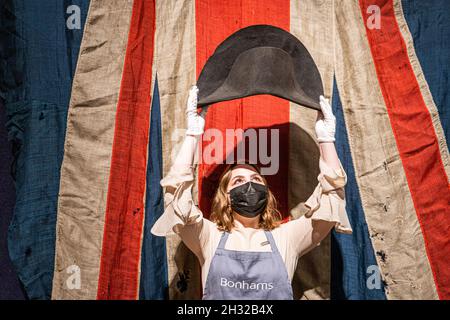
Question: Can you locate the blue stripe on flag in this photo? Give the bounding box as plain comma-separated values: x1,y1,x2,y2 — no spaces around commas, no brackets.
139,77,169,300
0,100,26,299
0,0,90,299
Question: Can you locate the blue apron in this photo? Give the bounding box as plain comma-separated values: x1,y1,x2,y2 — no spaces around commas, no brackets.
203,230,294,300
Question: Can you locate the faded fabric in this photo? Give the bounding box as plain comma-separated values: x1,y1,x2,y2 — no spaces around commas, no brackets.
0,0,89,299
1,0,448,300
334,0,439,299
52,0,134,300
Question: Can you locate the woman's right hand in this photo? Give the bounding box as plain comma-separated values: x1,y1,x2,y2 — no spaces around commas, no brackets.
186,85,208,136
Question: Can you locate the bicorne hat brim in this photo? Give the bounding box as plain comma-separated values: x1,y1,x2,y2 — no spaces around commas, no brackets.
197,24,324,110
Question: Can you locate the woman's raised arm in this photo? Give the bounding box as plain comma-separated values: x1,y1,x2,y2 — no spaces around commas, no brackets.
284,96,352,257
151,86,215,263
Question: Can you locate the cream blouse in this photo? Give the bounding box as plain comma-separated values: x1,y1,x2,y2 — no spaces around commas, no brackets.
151,157,353,290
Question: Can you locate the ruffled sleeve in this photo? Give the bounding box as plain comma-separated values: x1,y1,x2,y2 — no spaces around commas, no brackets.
150,164,204,236
290,157,353,234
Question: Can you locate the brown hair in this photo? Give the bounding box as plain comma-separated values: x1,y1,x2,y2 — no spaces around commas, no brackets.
210,164,282,232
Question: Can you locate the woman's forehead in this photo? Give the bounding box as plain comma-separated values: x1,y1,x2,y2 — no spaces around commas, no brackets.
230,165,260,178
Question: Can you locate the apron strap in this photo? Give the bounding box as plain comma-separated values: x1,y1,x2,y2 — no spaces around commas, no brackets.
217,231,230,249
264,230,279,254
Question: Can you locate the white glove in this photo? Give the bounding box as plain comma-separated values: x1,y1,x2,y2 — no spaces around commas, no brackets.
185,85,208,136
315,95,336,143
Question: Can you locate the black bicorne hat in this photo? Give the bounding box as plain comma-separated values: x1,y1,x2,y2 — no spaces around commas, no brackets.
197,24,324,110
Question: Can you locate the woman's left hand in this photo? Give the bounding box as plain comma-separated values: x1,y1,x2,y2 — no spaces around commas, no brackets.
314,95,336,143
186,85,209,136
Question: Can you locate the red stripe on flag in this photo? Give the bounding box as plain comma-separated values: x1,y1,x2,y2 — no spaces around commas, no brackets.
97,0,156,300
195,0,291,220
360,0,450,299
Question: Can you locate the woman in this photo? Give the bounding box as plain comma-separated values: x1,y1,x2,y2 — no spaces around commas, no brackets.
151,86,352,300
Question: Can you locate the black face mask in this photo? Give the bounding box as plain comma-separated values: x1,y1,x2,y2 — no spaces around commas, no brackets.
229,181,268,218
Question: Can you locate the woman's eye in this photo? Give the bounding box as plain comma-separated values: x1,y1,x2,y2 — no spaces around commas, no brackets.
252,176,262,182
233,178,243,185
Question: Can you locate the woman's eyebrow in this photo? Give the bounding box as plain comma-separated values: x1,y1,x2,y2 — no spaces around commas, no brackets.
231,175,245,181
231,173,261,181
